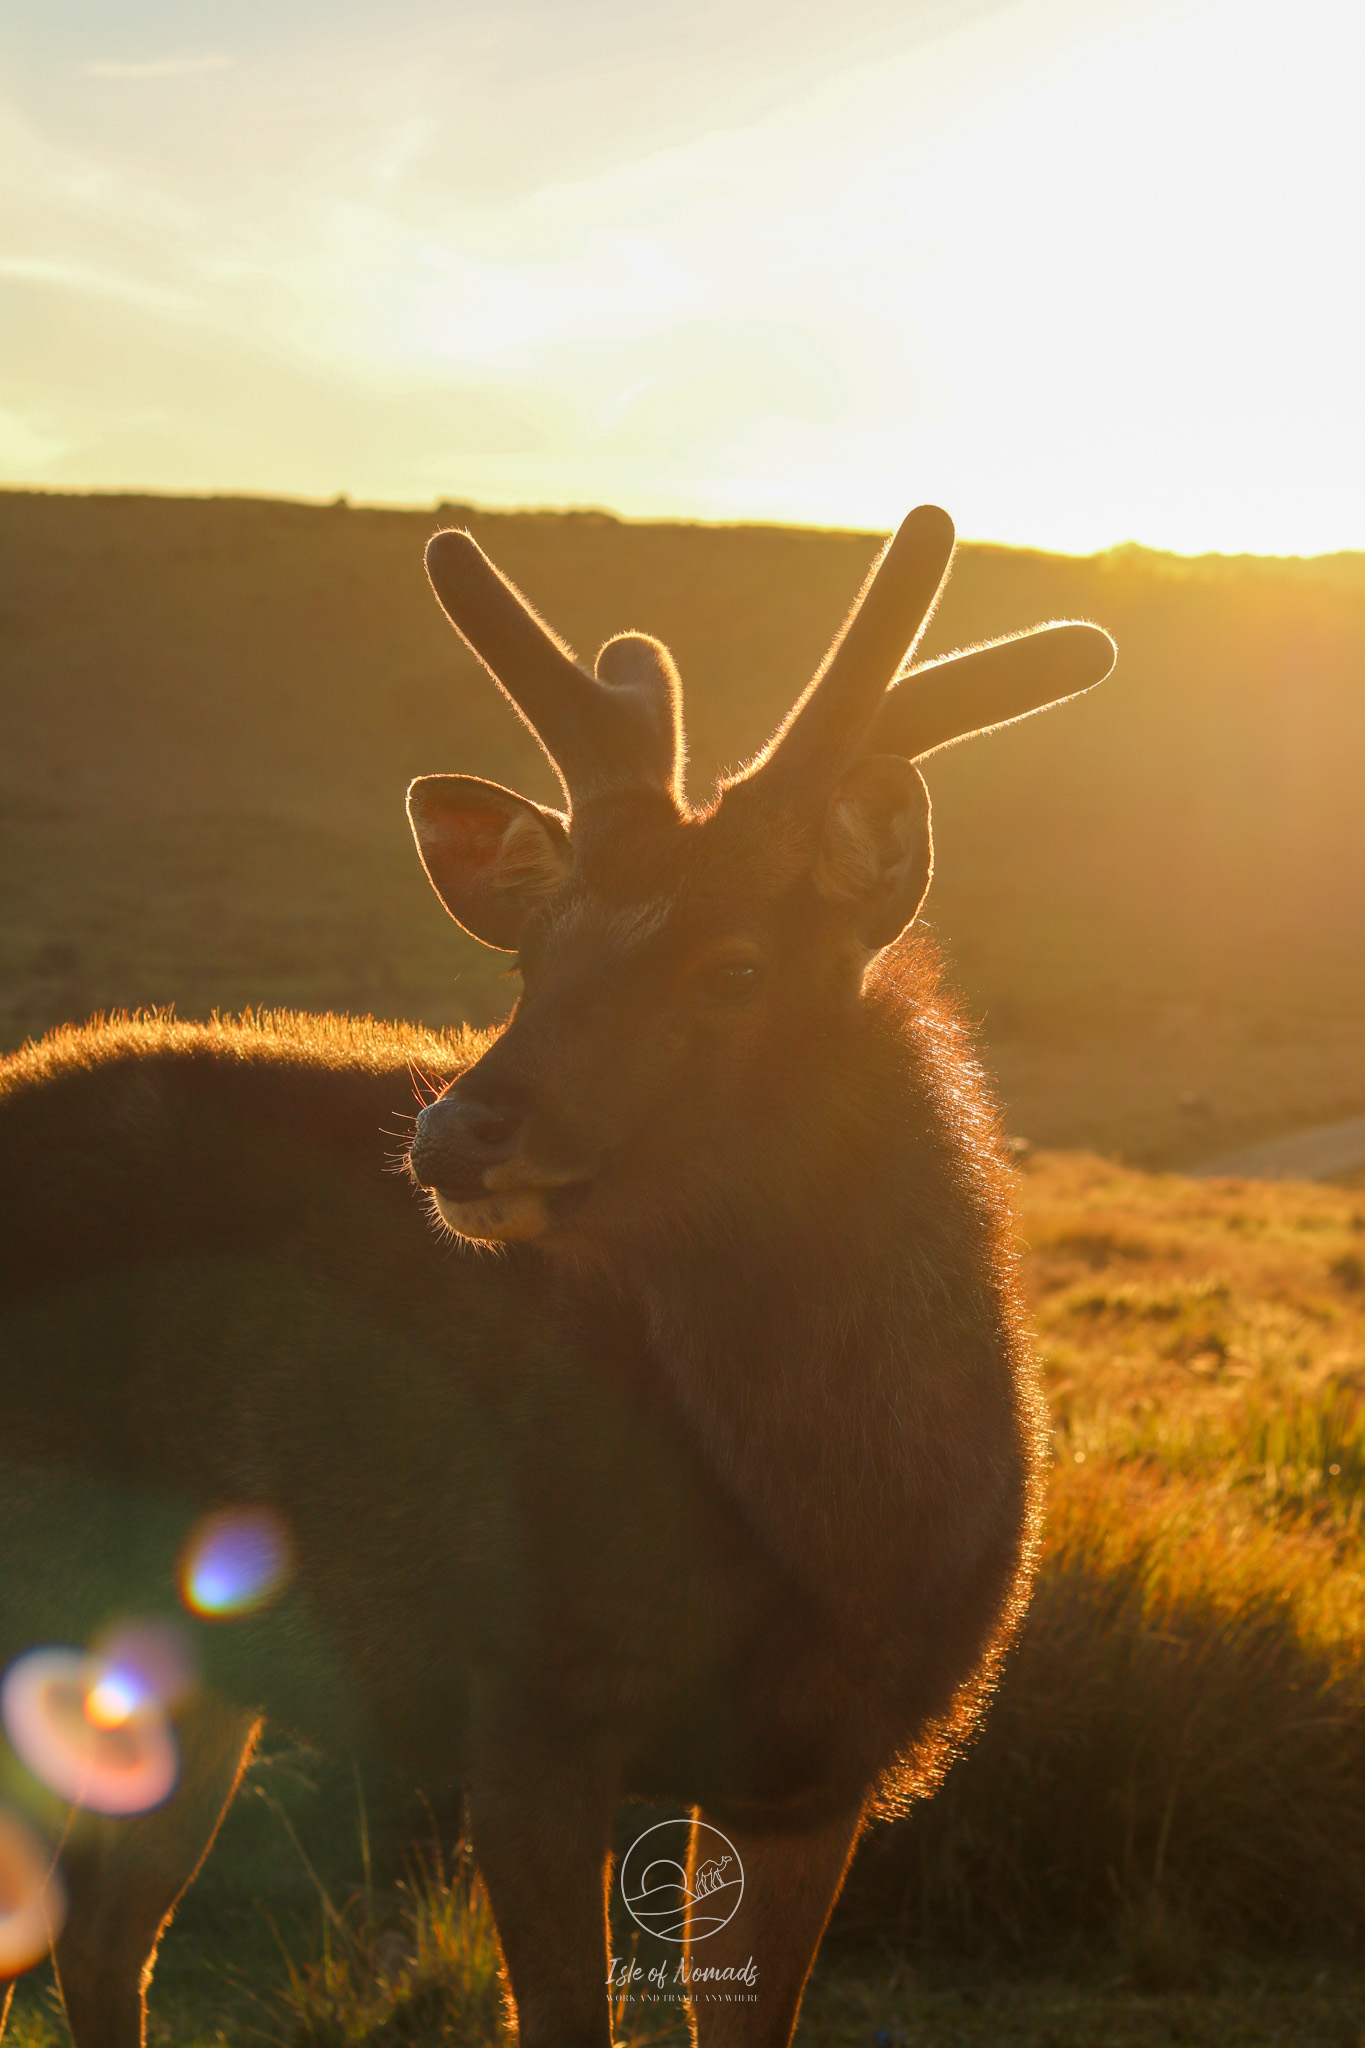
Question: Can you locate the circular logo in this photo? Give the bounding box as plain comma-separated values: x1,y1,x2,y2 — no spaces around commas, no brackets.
619,1819,743,1944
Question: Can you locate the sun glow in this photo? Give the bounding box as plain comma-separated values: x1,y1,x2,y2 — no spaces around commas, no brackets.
1,0,1361,551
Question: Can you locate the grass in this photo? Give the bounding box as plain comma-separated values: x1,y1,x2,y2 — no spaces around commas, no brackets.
837,1154,1365,1968
4,1154,1364,2042
266,1839,506,2047
799,1954,1365,2047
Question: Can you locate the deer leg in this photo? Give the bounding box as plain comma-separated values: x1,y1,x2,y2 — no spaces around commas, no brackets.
683,1802,865,2048
465,1704,619,2048
51,1698,261,2048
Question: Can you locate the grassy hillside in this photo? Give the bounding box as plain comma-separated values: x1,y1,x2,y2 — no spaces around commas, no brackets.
2,490,1363,1163
841,1153,1365,1957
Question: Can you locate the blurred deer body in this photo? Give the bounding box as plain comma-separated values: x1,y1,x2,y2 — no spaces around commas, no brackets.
0,509,1113,2047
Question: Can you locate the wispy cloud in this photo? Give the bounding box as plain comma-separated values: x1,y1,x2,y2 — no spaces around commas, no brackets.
5,0,1357,548
0,254,198,315
83,55,233,82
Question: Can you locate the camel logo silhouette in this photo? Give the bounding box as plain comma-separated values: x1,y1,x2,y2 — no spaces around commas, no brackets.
620,1820,744,1943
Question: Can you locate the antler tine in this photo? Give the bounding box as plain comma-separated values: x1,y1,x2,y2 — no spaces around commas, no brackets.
866,622,1116,761
752,506,956,798
425,530,682,808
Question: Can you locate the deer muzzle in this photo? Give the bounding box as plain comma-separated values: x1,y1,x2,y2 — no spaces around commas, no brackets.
410,1096,589,1244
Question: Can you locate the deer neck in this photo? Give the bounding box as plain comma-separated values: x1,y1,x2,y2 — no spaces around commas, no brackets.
627,989,1016,1652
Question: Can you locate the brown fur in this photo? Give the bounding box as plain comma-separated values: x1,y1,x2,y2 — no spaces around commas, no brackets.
0,510,1108,2045
0,962,1038,2044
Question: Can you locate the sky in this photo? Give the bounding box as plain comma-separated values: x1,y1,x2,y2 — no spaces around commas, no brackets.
2,0,1363,554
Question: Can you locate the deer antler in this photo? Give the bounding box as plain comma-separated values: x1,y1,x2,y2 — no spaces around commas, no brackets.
747,509,1114,781
425,530,684,809
749,505,956,797
867,621,1117,760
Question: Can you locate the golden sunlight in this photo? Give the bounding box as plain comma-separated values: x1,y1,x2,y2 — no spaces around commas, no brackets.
1,0,1361,550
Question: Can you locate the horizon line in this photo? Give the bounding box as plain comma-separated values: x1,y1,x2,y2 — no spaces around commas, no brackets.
1,480,1360,569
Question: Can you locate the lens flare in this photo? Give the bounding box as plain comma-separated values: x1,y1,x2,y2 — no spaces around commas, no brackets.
83,1670,141,1730
0,1650,179,1817
92,1618,199,1713
178,1507,292,1620
0,1807,66,1980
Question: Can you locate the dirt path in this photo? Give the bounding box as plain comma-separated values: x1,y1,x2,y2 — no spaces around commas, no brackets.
1191,1115,1365,1182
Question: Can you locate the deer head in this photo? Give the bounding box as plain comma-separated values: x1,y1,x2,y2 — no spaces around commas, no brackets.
407,511,1113,1251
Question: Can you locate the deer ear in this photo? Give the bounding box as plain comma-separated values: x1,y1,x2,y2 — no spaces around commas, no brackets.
407,775,571,951
814,755,933,951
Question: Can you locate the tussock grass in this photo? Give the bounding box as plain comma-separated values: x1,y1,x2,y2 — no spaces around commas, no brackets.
837,1153,1365,1968
263,1841,506,2047
261,1831,681,2048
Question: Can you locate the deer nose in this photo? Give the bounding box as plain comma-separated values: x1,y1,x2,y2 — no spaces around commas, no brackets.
410,1095,522,1197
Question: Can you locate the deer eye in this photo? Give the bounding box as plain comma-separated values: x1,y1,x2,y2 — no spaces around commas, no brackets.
696,958,763,1004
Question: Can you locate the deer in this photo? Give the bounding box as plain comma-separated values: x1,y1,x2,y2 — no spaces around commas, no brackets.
0,504,1113,2047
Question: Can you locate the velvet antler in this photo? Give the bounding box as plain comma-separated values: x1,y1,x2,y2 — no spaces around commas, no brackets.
425,530,684,808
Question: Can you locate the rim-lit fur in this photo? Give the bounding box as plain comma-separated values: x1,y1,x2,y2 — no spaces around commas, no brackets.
0,508,1111,2048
